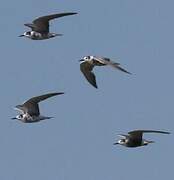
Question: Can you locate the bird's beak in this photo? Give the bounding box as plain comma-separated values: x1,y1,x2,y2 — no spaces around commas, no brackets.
79,59,84,62
113,142,119,145
19,34,25,37
11,117,17,120
47,117,54,119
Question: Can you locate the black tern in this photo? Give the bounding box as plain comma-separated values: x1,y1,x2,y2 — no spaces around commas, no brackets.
12,92,64,123
113,130,170,148
19,12,77,40
79,56,131,88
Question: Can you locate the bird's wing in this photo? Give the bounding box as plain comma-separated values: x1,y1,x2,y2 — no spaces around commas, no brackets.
15,103,40,116
23,92,64,104
93,56,119,66
128,131,143,141
19,92,64,116
80,61,97,88
29,12,77,33
14,106,26,114
128,130,170,140
94,56,131,74
117,134,129,138
92,56,109,66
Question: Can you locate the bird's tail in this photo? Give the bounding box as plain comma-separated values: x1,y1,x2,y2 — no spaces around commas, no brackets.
147,140,155,144
116,65,132,75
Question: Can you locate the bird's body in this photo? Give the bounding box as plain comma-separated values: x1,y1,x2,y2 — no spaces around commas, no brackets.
114,130,170,148
14,113,53,123
22,31,60,40
19,12,77,40
12,92,64,123
79,56,131,88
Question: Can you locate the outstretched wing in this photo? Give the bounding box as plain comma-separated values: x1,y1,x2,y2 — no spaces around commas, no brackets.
117,134,129,138
80,61,97,88
94,56,131,74
16,92,64,116
128,130,170,141
25,12,77,33
14,106,26,114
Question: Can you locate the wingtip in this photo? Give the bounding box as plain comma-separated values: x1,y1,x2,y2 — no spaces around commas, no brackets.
57,92,65,95
90,83,98,89
71,12,78,15
94,82,98,89
127,71,132,75
123,69,132,75
66,12,78,16
92,84,98,89
164,131,171,134
129,130,171,135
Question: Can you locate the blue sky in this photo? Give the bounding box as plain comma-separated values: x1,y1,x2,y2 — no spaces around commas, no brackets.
0,0,173,179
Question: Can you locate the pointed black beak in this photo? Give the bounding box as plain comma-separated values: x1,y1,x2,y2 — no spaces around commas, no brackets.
11,117,17,120
19,34,25,37
79,59,84,62
113,142,119,145
47,117,54,119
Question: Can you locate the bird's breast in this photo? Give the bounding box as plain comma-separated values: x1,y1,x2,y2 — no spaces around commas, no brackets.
30,31,45,40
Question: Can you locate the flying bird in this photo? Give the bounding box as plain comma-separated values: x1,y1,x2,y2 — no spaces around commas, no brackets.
12,92,64,123
79,56,131,88
113,130,170,148
19,12,77,40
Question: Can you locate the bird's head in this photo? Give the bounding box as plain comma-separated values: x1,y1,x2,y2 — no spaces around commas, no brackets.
113,139,126,145
11,114,23,120
19,31,31,38
79,56,93,62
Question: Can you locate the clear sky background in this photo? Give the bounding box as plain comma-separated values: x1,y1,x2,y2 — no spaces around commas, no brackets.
0,0,173,179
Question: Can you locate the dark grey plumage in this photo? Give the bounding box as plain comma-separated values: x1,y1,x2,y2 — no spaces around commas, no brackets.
19,12,77,40
79,56,131,88
15,92,64,116
24,12,77,33
114,130,170,148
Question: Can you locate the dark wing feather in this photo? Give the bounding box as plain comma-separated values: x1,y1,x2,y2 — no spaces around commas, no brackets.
114,65,131,74
93,56,119,66
94,56,131,74
15,105,28,114
31,12,77,33
19,92,64,116
24,92,64,104
128,130,170,141
80,62,97,88
19,103,40,116
128,131,144,141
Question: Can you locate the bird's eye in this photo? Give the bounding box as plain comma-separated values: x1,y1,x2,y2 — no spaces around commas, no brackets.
26,32,30,35
84,56,91,60
19,114,23,118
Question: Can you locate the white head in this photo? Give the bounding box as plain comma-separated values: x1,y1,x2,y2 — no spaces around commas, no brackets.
19,31,32,38
114,139,126,146
79,56,94,62
19,31,43,40
11,114,24,120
